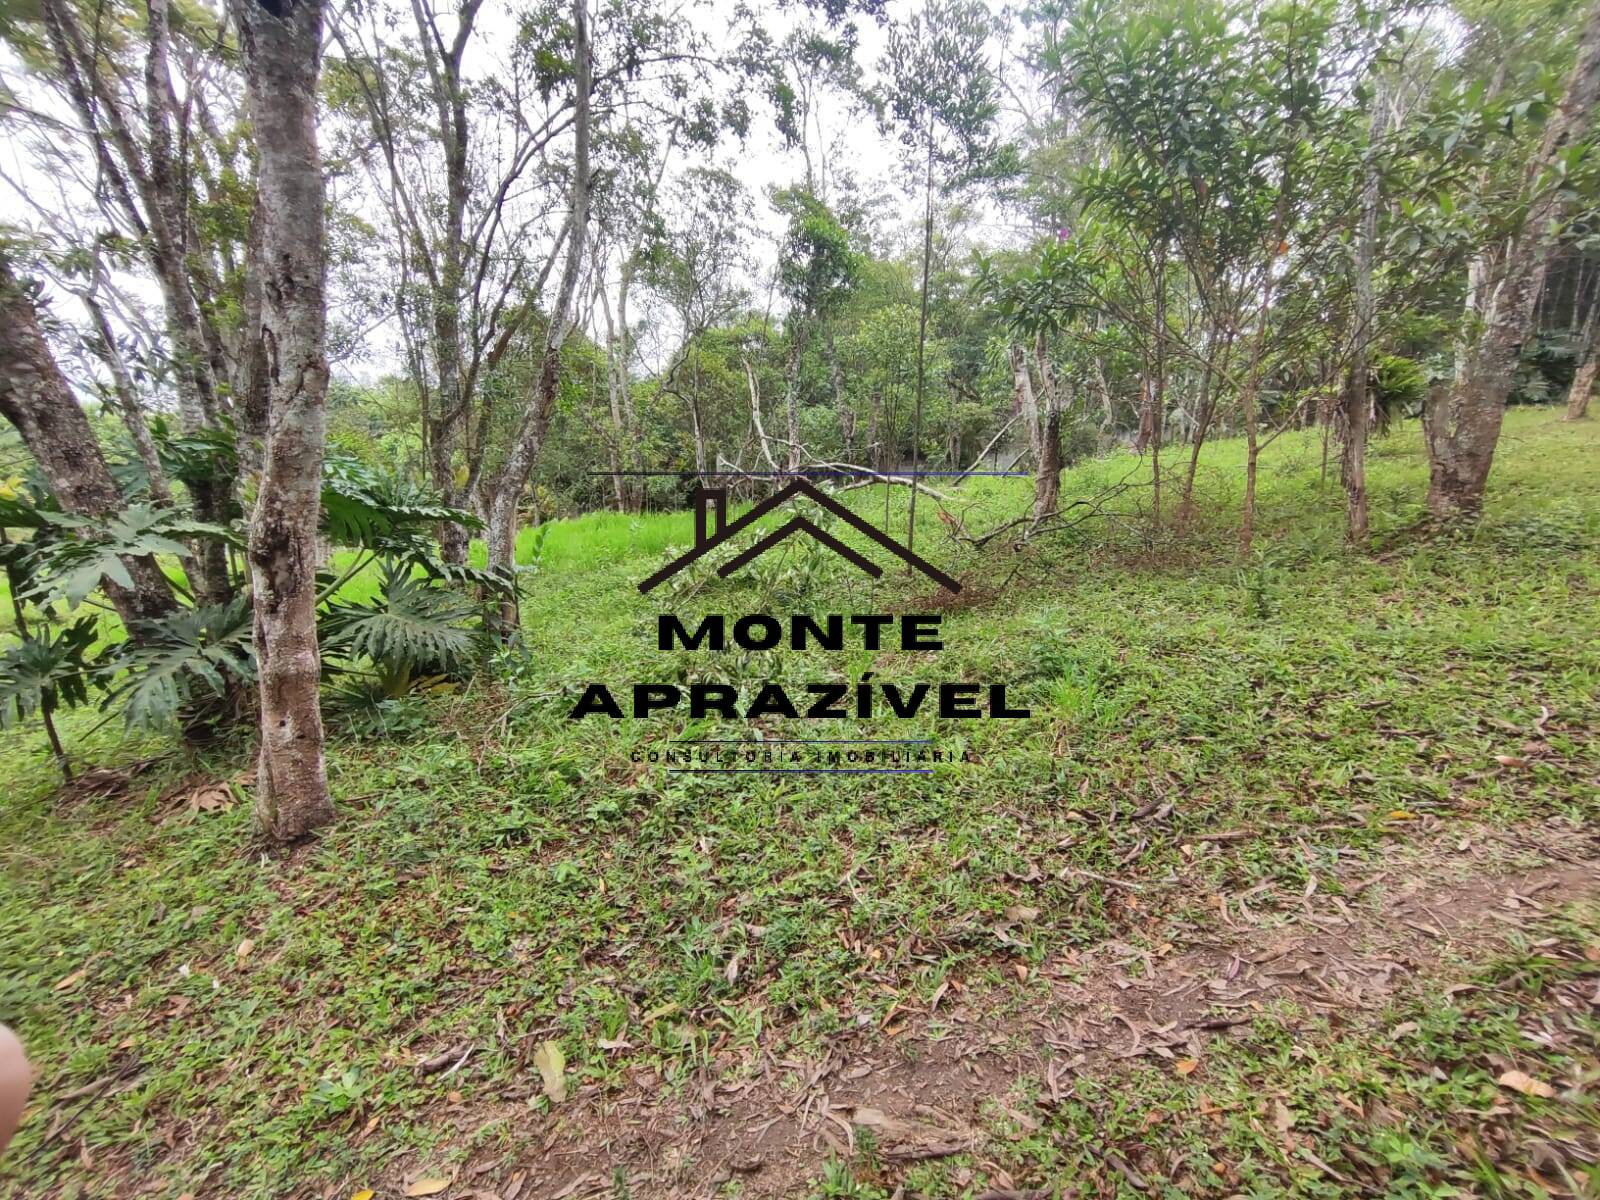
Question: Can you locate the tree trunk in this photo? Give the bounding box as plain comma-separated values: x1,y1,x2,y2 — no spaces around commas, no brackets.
908,125,934,556
1008,342,1056,520
1567,355,1597,418
1342,92,1384,545
1010,342,1042,465
486,0,591,627
1146,250,1168,529
825,327,853,458
599,271,640,512
688,346,709,482
1034,410,1062,521
418,0,477,563
1340,364,1371,543
1092,354,1114,431
1031,336,1064,520
0,256,178,628
781,326,806,473
746,358,782,472
1179,326,1230,524
1241,435,1260,553
1566,292,1600,418
232,0,335,842
1429,0,1600,518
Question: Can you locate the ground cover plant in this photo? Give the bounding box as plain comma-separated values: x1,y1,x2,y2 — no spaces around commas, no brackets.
0,408,1595,1198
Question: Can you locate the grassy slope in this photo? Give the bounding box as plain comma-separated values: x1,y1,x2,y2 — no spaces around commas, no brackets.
0,408,1595,1198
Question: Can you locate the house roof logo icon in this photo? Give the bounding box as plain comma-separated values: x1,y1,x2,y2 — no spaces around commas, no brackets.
638,479,961,594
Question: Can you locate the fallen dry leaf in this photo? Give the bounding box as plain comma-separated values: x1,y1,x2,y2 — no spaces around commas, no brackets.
404,1179,450,1197
53,969,86,992
1272,1098,1295,1133
235,938,255,960
1004,904,1041,922
534,1039,568,1103
1496,1069,1555,1098
1175,1058,1199,1076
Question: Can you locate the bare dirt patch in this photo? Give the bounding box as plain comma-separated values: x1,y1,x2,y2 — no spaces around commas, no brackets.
401,817,1600,1200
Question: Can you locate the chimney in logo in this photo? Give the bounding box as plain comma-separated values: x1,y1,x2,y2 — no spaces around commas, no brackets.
638,480,960,594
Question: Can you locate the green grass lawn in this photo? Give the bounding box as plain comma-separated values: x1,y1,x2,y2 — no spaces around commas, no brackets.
0,408,1596,1198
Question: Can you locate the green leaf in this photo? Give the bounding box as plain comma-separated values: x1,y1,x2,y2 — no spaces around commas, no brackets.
320,562,481,684
0,618,103,727
107,597,256,730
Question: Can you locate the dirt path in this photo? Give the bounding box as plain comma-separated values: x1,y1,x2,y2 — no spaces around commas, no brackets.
410,818,1600,1200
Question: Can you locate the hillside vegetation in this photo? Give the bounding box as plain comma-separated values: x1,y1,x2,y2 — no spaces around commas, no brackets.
1,410,1597,1199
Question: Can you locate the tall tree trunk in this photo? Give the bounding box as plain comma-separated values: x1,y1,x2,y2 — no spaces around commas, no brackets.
781,326,806,473
1008,342,1055,519
1091,345,1115,432
232,0,335,842
417,0,478,563
1566,290,1600,418
907,125,934,557
1010,343,1042,465
486,0,591,627
688,347,708,482
1146,249,1168,529
1429,0,1600,518
599,270,640,512
1568,356,1598,418
1030,336,1064,520
1179,326,1230,524
825,327,853,458
1342,91,1385,545
0,257,178,628
745,358,782,473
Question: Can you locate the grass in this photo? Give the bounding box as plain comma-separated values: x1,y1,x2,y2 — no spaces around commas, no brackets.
0,407,1596,1198
817,901,1600,1198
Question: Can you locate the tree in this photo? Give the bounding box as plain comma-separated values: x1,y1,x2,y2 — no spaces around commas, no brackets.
772,186,861,471
1426,0,1600,519
329,0,587,561
882,0,1004,552
0,253,178,628
486,0,593,628
230,0,335,841
1567,279,1600,417
23,0,248,604
640,168,754,481
1342,90,1388,544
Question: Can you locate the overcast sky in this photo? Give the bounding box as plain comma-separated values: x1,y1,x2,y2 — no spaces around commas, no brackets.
0,0,1029,393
